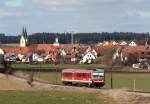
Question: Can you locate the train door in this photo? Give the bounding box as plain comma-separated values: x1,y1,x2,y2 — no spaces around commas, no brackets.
87,73,91,81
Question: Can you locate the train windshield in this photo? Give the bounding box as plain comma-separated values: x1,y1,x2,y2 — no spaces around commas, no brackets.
92,70,104,78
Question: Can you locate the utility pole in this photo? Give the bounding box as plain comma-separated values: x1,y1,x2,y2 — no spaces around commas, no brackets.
71,33,74,44
110,68,113,89
145,32,149,46
64,29,76,44
110,61,114,89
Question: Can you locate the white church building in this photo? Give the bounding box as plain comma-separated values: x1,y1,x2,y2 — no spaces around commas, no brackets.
20,27,28,47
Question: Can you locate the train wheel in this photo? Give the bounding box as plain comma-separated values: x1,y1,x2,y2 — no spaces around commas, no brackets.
68,82,73,86
87,84,92,88
89,84,94,88
62,82,68,85
99,83,105,88
87,83,90,88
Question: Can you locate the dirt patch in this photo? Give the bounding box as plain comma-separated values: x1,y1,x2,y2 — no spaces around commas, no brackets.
0,73,30,90
101,89,150,104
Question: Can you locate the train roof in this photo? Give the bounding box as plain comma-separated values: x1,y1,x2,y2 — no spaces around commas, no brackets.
95,69,104,72
62,69,93,73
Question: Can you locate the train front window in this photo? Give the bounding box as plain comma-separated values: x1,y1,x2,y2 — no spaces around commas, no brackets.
92,72,104,78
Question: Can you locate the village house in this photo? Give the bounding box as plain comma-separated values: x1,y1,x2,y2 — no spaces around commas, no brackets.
69,47,79,62
129,41,137,46
45,48,60,63
80,46,98,64
119,41,128,46
80,52,97,64
112,41,118,45
102,41,118,46
119,46,150,67
60,48,67,57
0,48,4,55
102,41,109,46
32,53,45,62
97,42,103,46
60,44,83,63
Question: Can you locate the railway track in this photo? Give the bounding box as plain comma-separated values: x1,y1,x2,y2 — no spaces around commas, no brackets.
10,72,105,91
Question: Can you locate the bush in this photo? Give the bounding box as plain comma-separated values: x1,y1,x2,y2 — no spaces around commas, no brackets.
126,53,138,66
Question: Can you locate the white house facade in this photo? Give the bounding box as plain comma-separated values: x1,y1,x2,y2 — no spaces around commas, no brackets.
0,48,4,54
112,41,118,45
80,52,96,64
129,41,137,46
120,41,128,46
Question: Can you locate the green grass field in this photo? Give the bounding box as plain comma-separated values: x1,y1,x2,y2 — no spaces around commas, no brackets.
108,73,150,92
34,72,61,84
1,63,130,71
33,72,150,92
0,90,111,104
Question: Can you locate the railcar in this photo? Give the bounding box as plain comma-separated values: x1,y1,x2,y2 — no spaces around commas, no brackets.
61,69,105,88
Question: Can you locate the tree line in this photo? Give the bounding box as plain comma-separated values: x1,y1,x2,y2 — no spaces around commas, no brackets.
0,32,150,44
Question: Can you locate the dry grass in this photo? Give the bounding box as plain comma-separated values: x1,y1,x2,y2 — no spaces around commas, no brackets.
0,73,64,91
102,89,150,104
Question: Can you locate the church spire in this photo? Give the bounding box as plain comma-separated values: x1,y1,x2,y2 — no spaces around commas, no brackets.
20,27,28,47
22,27,27,39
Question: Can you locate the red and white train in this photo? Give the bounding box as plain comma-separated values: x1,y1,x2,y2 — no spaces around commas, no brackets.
61,69,105,88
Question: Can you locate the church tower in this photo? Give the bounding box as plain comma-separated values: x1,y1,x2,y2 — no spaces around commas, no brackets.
20,27,28,47
53,37,60,47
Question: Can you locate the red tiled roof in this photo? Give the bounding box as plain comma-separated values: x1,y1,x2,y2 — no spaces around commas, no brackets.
1,44,60,55
122,45,150,57
2,44,150,59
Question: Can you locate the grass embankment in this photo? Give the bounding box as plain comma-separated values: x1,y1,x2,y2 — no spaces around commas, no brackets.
33,72,150,92
0,90,111,104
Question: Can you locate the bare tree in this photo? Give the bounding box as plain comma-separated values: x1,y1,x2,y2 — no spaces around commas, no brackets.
26,73,34,87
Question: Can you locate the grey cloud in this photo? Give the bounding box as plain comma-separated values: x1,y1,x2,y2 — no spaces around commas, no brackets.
1,0,150,34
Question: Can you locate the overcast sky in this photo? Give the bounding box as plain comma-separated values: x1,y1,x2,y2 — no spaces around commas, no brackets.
0,0,150,35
